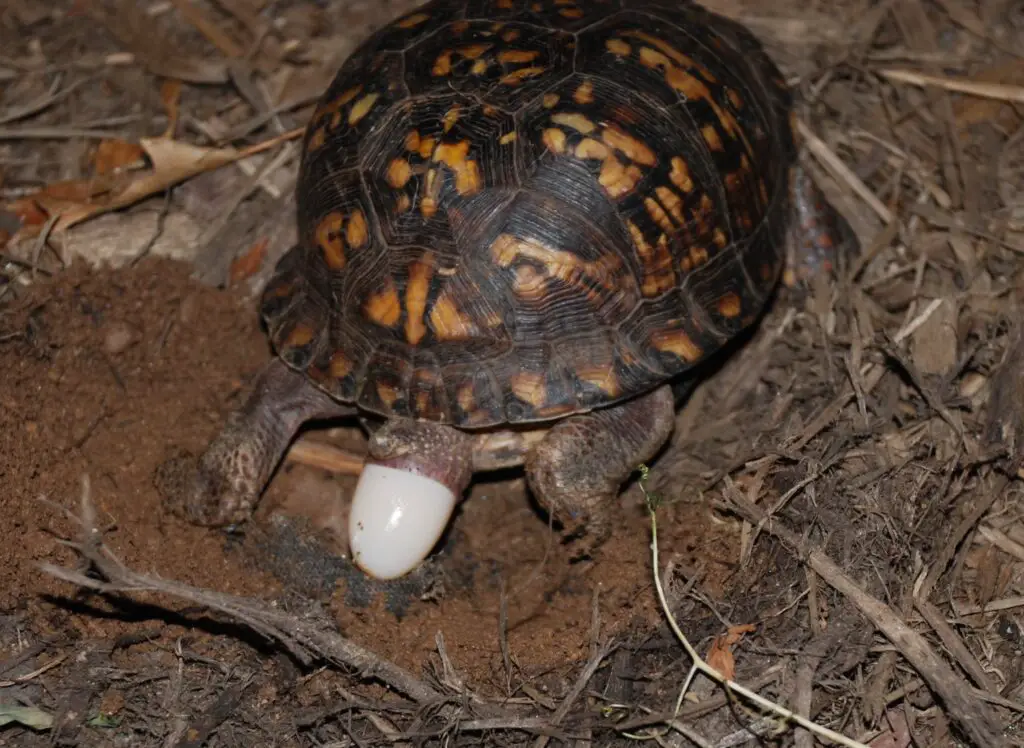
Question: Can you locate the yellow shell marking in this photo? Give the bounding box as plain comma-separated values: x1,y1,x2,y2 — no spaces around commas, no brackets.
405,254,433,345
285,323,315,348
491,233,622,301
512,264,547,300
656,186,685,225
434,140,482,196
628,30,701,69
628,31,750,155
575,138,609,160
345,209,369,249
717,292,741,319
599,156,643,199
457,382,476,412
627,220,675,297
602,125,656,166
397,12,430,28
315,211,345,269
336,86,364,107
329,351,353,378
418,136,437,159
376,382,400,408
543,93,560,108
551,112,596,133
651,328,702,362
364,278,401,327
687,245,709,270
701,124,724,151
576,362,620,397
669,157,694,192
499,49,540,64
511,372,547,408
421,169,441,217
307,127,326,151
433,51,453,76
500,66,545,85
543,128,567,153
387,158,412,188
348,94,379,126
312,85,362,131
574,80,595,104
644,197,674,233
459,43,492,59
443,106,460,133
606,38,631,56
499,131,518,145
429,291,480,340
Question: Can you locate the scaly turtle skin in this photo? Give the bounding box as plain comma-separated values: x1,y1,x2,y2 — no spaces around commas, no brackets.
167,0,855,570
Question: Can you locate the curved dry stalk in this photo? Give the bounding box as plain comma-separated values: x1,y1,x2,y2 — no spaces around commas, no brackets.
39,476,442,705
635,466,870,748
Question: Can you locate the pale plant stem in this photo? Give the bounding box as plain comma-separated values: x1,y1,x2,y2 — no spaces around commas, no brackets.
637,467,869,748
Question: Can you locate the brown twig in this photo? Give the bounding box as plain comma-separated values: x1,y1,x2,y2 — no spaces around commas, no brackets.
40,476,443,705
284,438,365,475
720,488,1009,748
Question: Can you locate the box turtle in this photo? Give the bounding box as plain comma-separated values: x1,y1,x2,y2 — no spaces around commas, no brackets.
170,0,854,579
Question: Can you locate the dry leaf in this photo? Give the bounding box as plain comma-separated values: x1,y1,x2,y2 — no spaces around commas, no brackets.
230,237,268,284
160,80,183,138
93,138,146,175
42,138,239,231
869,709,912,748
5,129,301,240
8,197,50,228
705,623,757,681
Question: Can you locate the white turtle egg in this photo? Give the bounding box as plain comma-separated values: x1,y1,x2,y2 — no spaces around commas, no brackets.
348,464,457,580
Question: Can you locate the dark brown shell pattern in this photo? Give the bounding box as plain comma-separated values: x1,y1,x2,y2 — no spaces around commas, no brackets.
261,0,796,428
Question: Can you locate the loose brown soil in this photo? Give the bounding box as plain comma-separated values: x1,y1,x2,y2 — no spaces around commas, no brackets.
0,257,736,686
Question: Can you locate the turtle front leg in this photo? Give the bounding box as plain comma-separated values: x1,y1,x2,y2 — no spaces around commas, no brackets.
525,384,676,554
158,358,355,526
348,419,474,579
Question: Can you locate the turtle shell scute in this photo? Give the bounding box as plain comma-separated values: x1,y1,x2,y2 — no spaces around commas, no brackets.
264,0,798,427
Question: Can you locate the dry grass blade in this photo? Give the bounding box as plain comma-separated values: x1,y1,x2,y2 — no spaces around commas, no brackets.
88,0,230,84
40,476,442,706
169,0,245,59
638,470,868,748
720,489,1009,748
880,68,1024,104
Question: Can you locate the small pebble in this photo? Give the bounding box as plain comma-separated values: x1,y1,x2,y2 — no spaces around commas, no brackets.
104,321,140,354
178,293,199,324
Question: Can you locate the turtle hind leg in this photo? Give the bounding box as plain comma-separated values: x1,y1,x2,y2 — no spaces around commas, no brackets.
783,163,861,289
156,358,356,527
524,384,676,556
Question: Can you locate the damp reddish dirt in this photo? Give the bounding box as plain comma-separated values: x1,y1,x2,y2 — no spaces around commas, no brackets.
0,257,739,682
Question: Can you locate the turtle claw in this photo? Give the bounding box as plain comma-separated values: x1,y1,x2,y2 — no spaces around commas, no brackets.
158,360,356,530
154,443,258,528
525,384,675,553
